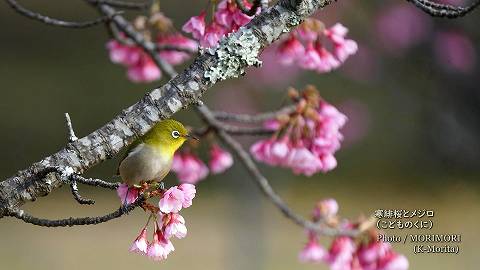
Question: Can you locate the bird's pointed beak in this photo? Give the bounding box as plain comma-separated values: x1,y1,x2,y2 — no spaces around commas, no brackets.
184,134,199,141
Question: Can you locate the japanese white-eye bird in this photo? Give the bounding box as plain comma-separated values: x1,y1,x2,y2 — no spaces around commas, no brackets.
117,119,195,186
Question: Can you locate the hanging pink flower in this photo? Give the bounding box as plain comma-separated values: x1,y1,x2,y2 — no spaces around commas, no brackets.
200,22,227,48
277,35,305,65
326,237,357,270
146,225,175,261
299,234,328,263
377,251,409,270
276,20,357,73
178,183,196,208
250,88,347,176
182,0,256,48
129,227,149,254
157,34,198,65
299,42,322,70
160,213,187,239
127,55,162,82
209,144,234,174
116,183,139,204
313,198,339,220
172,152,209,184
159,186,185,213
182,11,206,40
357,241,392,269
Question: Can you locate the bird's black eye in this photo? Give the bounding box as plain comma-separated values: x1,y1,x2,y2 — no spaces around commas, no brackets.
171,130,180,139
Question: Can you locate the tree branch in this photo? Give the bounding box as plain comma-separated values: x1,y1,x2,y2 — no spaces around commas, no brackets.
5,196,144,227
86,0,152,10
213,105,296,123
0,0,338,218
406,0,480,18
236,0,262,16
4,0,122,28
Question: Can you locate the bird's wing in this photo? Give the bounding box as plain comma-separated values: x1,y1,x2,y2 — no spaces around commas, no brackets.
115,138,143,176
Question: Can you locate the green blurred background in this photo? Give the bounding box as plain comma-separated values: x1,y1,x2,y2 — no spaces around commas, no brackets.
1,0,479,269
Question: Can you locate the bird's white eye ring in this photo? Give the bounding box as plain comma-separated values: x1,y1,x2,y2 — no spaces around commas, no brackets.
171,130,180,139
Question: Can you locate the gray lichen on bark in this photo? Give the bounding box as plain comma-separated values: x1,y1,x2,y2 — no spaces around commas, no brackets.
204,29,262,83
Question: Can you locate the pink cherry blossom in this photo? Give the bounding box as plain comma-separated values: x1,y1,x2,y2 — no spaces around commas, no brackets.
299,234,327,263
276,20,357,73
285,145,323,176
357,241,392,269
182,11,206,40
159,186,185,213
313,198,339,220
116,183,139,204
147,226,175,261
250,93,347,176
157,34,197,65
326,237,357,270
299,42,322,70
161,213,187,239
129,227,149,254
334,39,358,63
277,36,305,65
182,0,255,48
209,144,234,174
178,183,196,208
200,22,226,48
127,55,162,83
172,152,209,184
106,40,130,65
377,252,409,270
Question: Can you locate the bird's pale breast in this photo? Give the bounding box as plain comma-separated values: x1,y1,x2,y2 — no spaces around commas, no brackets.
119,143,172,186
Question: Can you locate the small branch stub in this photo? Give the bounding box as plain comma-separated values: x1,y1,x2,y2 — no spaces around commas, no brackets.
64,113,78,143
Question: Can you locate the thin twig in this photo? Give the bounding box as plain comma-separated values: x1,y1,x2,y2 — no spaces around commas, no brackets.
86,0,152,10
71,174,120,190
223,125,274,136
70,180,95,205
5,0,122,28
407,0,480,18
213,105,296,123
5,197,144,227
235,0,261,16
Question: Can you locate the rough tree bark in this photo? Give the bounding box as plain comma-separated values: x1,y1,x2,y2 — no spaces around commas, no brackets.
0,0,335,217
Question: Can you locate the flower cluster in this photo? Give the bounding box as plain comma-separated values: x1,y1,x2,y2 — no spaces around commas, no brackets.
118,183,196,261
277,19,358,73
182,0,257,47
250,85,347,176
299,199,409,270
106,12,197,83
172,144,233,184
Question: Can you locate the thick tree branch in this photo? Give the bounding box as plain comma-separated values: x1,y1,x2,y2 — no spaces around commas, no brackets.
0,0,337,218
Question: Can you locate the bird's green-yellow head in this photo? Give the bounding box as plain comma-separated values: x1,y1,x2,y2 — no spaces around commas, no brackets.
144,119,193,155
